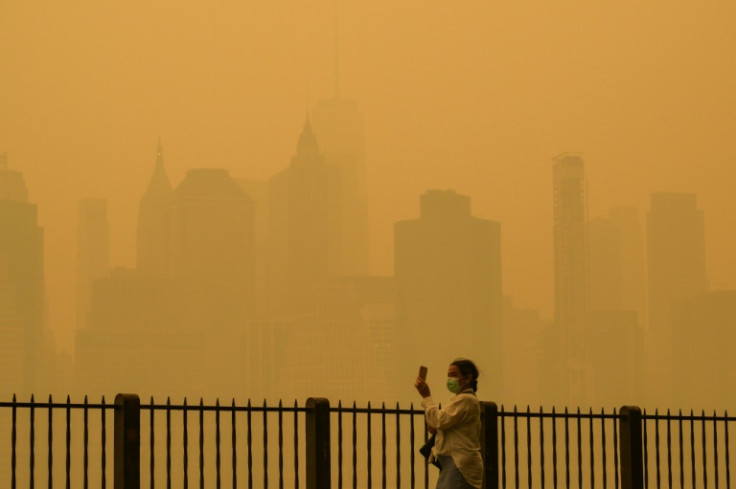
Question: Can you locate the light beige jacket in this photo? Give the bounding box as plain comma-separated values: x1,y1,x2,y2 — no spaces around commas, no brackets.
422,389,483,488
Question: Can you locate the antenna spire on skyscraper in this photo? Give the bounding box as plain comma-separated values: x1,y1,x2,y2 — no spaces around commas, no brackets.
334,0,340,99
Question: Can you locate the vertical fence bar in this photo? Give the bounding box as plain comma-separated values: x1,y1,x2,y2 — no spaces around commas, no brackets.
183,398,189,489
601,409,607,489
619,406,643,489
654,410,661,489
516,406,522,489
278,400,284,489
263,400,269,489
352,402,358,489
642,409,649,488
338,401,343,489
724,411,730,489
294,400,300,489
166,399,172,489
564,407,570,489
552,407,558,489
102,397,107,489
702,411,708,489
589,408,594,489
305,397,330,489
246,400,252,489
232,400,237,489
395,403,401,489
713,411,719,489
690,410,696,489
12,394,17,489
66,396,71,489
409,402,415,489
481,402,499,489
84,396,89,489
576,408,582,489
526,406,532,489
31,395,36,489
666,410,672,489
367,401,372,489
540,406,546,489
216,399,221,489
48,394,53,489
677,411,684,489
500,405,507,489
150,397,155,489
613,408,619,489
199,399,204,489
381,403,386,489
114,393,141,489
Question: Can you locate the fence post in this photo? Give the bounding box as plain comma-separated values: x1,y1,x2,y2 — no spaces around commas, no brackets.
480,401,499,489
115,394,140,489
306,397,331,489
619,405,643,489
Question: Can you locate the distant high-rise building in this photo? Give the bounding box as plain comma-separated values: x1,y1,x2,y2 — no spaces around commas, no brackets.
395,190,503,395
588,208,648,317
76,198,109,330
137,140,172,274
647,193,708,332
311,97,370,275
267,118,342,315
671,290,736,411
608,207,648,321
235,178,269,318
167,168,257,325
587,207,647,407
646,193,708,404
0,155,44,393
552,153,589,404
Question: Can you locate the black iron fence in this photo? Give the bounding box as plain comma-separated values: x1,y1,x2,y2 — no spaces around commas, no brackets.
1,395,733,489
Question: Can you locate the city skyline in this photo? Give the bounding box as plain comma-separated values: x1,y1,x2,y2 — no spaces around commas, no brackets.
1,0,735,410
3,1,736,357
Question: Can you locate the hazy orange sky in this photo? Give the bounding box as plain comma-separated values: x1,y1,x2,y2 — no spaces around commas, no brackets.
2,0,735,353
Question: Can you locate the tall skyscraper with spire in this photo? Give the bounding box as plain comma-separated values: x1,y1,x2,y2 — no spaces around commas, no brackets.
310,98,369,276
137,140,172,274
309,9,370,276
552,153,590,404
0,154,44,393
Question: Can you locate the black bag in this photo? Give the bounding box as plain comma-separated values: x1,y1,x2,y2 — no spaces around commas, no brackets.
418,433,441,469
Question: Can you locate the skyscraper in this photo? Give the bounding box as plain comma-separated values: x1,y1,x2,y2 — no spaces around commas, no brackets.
76,198,109,330
311,97,370,276
137,140,172,274
167,168,257,325
165,167,256,398
394,190,502,396
552,153,589,404
646,192,708,405
0,155,44,393
267,118,342,315
647,193,708,332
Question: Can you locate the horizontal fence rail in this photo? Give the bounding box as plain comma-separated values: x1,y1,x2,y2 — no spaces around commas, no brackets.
2,395,734,489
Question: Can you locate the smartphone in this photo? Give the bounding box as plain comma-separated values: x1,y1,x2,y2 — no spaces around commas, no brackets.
418,366,428,381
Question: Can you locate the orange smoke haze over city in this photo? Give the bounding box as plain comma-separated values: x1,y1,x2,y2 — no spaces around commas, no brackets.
1,0,735,407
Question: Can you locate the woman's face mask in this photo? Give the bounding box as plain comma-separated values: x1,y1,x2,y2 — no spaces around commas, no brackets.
446,377,462,394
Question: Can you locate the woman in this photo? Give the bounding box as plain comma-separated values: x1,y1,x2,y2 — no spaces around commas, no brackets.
415,359,483,489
